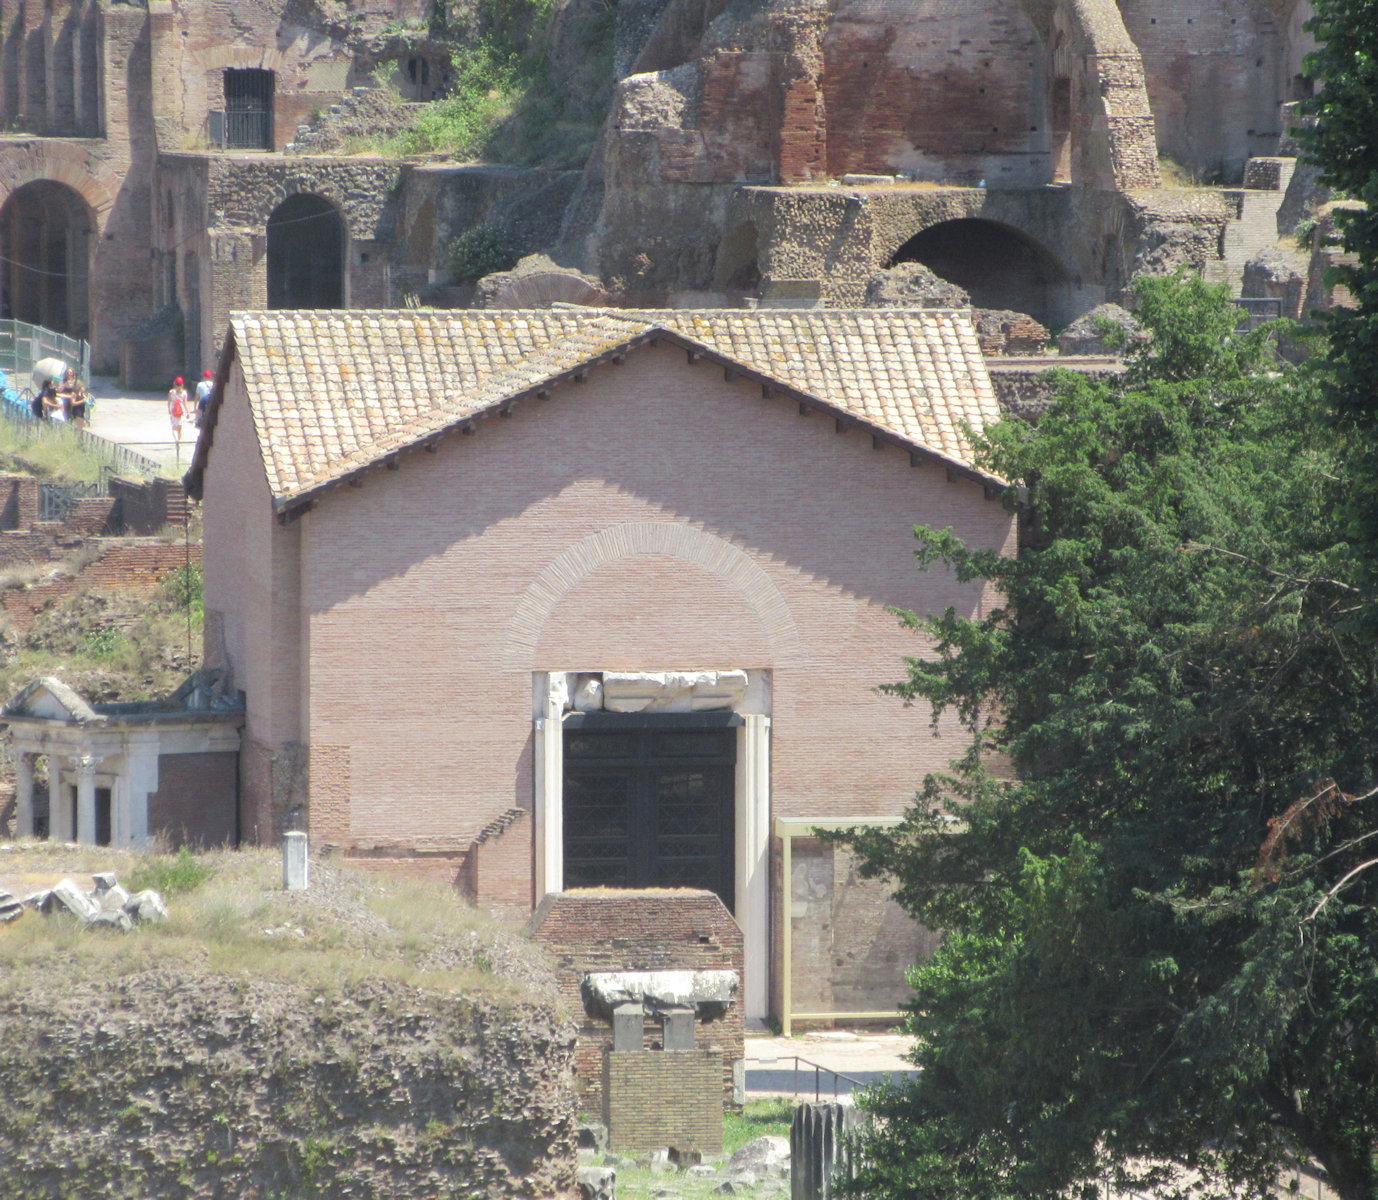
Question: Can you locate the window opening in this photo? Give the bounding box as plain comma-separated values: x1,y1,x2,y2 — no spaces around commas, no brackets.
224,68,274,150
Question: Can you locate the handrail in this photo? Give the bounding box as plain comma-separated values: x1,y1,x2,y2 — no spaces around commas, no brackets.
745,1053,866,1101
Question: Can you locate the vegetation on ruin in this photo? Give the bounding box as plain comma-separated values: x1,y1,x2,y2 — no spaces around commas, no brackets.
0,843,546,1000
0,420,119,484
447,219,519,281
0,582,201,708
377,0,618,167
604,1098,794,1200
834,274,1378,1200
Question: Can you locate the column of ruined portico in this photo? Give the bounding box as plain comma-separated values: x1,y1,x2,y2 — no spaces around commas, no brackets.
13,752,34,838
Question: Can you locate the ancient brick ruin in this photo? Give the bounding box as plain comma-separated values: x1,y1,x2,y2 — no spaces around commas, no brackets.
0,0,1328,381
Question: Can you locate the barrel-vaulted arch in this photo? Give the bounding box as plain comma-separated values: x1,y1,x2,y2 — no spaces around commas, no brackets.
266,192,347,309
0,179,95,339
886,217,1076,327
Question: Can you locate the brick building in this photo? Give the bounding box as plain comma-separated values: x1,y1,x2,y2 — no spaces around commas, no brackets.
185,307,1016,1023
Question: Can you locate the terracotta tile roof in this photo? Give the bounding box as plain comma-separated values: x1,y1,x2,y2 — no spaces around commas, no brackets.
220,309,1002,508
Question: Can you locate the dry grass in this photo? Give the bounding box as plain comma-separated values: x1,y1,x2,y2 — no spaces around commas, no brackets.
0,420,114,483
0,843,552,1004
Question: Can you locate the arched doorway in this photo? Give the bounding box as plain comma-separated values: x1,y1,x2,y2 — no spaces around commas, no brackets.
267,194,345,309
0,181,92,338
888,218,1072,326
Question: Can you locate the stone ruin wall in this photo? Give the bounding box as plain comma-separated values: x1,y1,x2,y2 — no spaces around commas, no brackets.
0,969,578,1200
0,0,1329,375
1119,0,1318,184
820,0,1053,188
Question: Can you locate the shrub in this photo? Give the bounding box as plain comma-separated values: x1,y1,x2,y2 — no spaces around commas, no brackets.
126,847,216,897
159,562,203,614
447,221,517,283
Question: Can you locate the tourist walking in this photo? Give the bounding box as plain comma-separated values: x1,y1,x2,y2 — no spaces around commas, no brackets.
167,376,189,444
194,369,213,428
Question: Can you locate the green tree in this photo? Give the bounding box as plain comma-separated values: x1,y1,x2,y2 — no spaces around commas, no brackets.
1298,0,1378,615
839,277,1378,1200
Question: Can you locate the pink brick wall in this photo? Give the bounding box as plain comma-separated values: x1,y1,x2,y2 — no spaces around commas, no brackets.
294,345,1011,853
201,360,303,840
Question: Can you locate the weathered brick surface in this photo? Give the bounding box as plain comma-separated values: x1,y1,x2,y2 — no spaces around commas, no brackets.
0,540,200,632
604,1049,723,1154
148,750,238,848
201,359,303,840
471,808,534,919
529,890,744,1109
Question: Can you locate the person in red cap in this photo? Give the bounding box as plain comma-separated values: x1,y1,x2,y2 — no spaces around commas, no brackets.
167,375,189,445
194,368,213,428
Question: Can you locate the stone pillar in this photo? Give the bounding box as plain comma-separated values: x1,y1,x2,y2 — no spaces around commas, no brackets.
533,672,567,897
76,755,97,845
736,713,771,1020
283,830,308,890
14,752,34,839
49,756,68,841
127,734,160,848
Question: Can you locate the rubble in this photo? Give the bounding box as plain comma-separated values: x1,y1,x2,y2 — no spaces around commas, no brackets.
10,873,166,932
1056,303,1147,357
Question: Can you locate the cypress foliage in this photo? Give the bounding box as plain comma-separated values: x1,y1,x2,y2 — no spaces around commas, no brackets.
838,277,1378,1200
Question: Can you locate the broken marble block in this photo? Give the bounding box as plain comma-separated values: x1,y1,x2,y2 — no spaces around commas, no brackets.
577,1164,616,1200
123,889,168,924
0,889,22,922
45,878,100,921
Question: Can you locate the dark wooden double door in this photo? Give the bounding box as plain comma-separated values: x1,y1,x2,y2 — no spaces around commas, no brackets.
563,721,736,912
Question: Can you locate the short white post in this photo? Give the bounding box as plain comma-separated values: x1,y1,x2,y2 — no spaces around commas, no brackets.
282,830,309,891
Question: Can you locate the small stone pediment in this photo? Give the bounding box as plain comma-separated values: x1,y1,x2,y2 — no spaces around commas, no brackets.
5,677,97,724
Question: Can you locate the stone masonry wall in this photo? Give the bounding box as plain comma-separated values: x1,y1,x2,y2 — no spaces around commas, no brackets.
529,891,745,1111
786,838,942,1020
0,969,577,1200
1119,0,1302,183
821,0,1050,187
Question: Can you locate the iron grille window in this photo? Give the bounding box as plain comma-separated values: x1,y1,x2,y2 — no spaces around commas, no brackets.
224,69,274,150
564,721,737,911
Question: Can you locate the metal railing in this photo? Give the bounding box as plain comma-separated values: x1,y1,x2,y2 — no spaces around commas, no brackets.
746,1054,865,1101
0,320,91,387
0,401,167,479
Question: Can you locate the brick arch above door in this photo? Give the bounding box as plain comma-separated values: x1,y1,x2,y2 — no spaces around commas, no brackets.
502,521,805,670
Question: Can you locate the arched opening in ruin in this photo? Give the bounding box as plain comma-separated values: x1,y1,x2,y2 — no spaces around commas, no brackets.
0,180,92,339
712,222,761,296
888,218,1072,326
267,194,345,309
